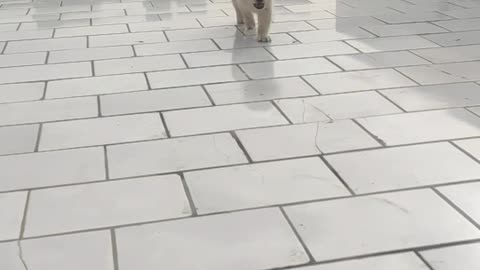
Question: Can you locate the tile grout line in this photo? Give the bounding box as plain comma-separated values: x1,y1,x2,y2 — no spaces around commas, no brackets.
18,190,31,239
449,140,480,164
432,187,480,230
159,112,171,138
351,118,387,146
279,207,316,264
179,172,198,216
229,130,253,163
375,89,407,113
34,123,43,152
103,145,110,180
319,155,356,195
414,251,435,270
110,229,120,270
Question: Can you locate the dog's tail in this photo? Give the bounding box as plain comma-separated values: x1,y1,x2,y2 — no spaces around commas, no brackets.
253,0,265,9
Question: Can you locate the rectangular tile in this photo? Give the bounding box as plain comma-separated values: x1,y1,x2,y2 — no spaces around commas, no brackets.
276,91,402,123
93,15,160,25
116,208,309,270
128,19,201,32
40,113,167,151
0,191,27,240
206,77,318,105
364,22,447,37
0,62,91,84
439,182,480,227
423,30,480,47
100,86,211,116
89,32,167,47
266,21,316,34
412,45,480,63
164,102,287,136
304,69,416,94
396,65,473,85
196,16,237,27
0,231,114,270
237,121,379,161
107,133,247,178
266,41,358,60
346,36,439,53
455,138,480,160
439,7,480,19
135,39,217,56
95,55,185,76
48,46,133,63
159,10,226,20
285,3,345,12
93,2,153,11
19,19,91,30
30,5,90,14
381,82,480,111
240,57,340,79
166,26,240,41
0,96,97,126
183,48,274,68
46,73,148,98
60,9,125,20
186,157,349,214
327,142,480,193
434,18,480,31
5,37,87,53
273,11,334,22
375,11,452,23
329,51,430,70
0,52,46,68
0,124,38,155
0,23,20,32
25,175,190,237
308,16,386,30
0,29,52,41
291,28,374,43
0,147,105,192
421,243,480,270
285,189,480,261
290,253,428,270
0,14,59,24
213,33,296,50
54,24,128,37
147,65,247,88
0,82,44,103
357,108,480,145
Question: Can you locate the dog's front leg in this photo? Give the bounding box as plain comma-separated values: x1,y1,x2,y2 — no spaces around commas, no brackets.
232,0,244,24
256,1,272,42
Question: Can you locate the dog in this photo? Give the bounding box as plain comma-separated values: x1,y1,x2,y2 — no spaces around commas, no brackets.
232,0,272,42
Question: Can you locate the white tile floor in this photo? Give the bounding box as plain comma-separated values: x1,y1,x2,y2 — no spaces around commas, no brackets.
0,0,480,269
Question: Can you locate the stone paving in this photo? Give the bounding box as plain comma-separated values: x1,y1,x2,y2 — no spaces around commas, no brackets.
1,0,480,269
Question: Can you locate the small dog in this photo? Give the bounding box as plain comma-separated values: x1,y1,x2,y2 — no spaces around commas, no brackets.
232,0,272,42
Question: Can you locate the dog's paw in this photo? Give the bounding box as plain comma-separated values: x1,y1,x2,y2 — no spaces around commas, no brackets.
257,35,271,43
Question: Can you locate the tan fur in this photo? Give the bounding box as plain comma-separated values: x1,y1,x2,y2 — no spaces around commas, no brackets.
232,0,273,42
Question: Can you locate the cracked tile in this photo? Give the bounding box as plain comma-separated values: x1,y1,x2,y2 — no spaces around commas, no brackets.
116,208,309,270
285,189,480,261
327,142,480,193
237,120,379,160
25,175,190,236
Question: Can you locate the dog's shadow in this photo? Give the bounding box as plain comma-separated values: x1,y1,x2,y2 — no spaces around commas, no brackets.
230,29,277,112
